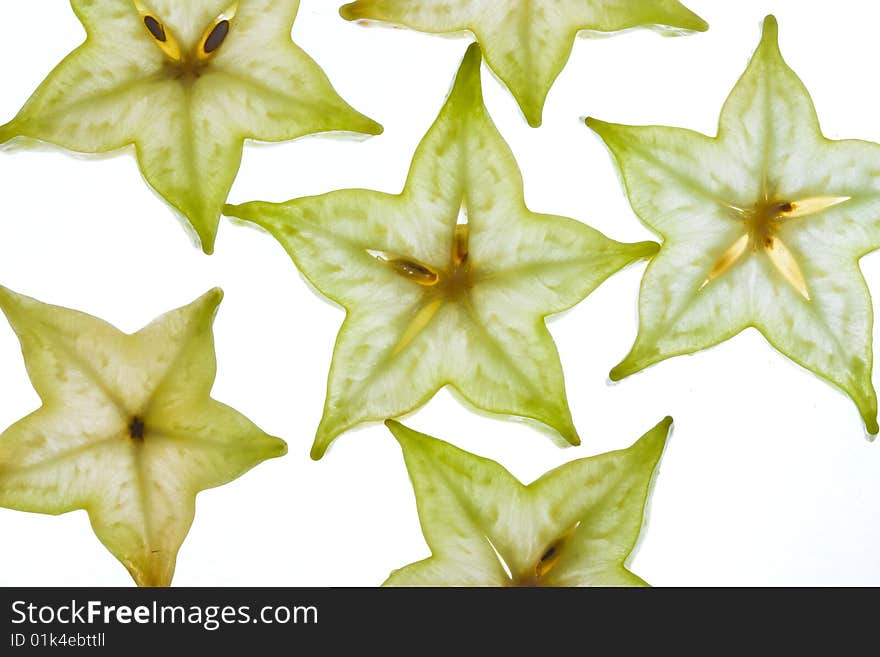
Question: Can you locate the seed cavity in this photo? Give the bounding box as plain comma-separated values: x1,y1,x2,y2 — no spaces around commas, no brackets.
778,195,850,219
700,233,749,291
487,536,514,581
133,1,182,61
128,416,146,442
197,2,239,61
393,298,444,356
764,234,810,301
535,542,562,579
143,16,166,42
203,20,230,54
539,545,557,566
533,522,580,582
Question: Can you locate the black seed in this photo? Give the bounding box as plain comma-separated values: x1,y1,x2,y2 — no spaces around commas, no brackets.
778,202,793,213
144,16,166,42
204,20,230,54
539,545,557,563
129,416,146,441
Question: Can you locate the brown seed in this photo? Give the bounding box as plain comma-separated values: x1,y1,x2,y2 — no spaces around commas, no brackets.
453,223,469,265
390,259,439,285
204,20,230,54
128,416,146,441
143,15,166,42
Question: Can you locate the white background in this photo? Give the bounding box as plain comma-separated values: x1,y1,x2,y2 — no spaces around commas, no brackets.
1,0,879,586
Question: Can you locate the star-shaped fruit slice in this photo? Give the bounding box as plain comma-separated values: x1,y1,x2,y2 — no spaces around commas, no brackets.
340,0,707,127
227,44,658,459
0,0,382,253
587,15,880,435
383,417,671,586
0,287,286,586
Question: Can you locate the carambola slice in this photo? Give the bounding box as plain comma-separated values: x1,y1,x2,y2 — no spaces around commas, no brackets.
0,287,286,586
0,0,382,253
340,0,707,127
588,16,880,434
227,44,658,459
384,417,671,586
